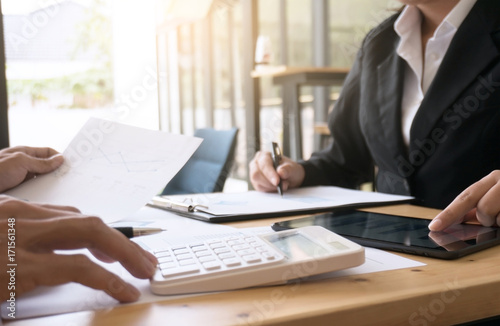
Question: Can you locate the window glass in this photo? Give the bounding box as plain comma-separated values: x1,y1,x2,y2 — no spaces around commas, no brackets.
3,0,159,151
329,0,401,67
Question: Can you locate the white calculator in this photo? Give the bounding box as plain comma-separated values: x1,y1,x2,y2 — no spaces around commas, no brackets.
150,226,365,295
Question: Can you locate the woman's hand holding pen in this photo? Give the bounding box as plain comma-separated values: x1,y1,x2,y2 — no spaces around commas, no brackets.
249,151,305,193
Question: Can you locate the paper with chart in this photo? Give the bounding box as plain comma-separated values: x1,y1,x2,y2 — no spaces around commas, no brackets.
5,118,202,223
154,186,414,217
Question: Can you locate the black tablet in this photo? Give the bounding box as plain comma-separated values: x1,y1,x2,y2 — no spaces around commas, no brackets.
271,210,500,259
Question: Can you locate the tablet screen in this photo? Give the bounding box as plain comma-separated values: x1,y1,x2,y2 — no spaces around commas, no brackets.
272,210,500,259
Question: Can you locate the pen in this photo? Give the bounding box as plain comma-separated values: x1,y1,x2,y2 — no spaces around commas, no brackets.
114,227,166,238
271,142,284,197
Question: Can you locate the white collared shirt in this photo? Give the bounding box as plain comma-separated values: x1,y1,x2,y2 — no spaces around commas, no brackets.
394,0,477,146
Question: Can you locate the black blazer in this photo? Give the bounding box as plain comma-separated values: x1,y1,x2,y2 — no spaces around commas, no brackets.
301,0,500,208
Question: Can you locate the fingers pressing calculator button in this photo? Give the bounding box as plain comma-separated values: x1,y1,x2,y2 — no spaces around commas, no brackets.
154,233,286,283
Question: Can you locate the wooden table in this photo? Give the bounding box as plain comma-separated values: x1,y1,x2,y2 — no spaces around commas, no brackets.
9,204,500,326
252,66,349,160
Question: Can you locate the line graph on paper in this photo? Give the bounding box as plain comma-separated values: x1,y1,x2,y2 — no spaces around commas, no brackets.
5,118,203,222
89,147,170,173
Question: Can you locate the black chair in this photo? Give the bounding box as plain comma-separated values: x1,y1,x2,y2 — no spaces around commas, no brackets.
159,127,239,195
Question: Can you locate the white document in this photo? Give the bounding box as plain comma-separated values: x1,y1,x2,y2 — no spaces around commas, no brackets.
2,213,425,321
5,118,202,223
152,186,413,218
1,207,237,321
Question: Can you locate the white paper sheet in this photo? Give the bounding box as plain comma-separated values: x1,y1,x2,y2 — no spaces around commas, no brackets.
312,247,426,279
5,118,202,223
2,207,238,321
2,210,425,321
153,186,414,217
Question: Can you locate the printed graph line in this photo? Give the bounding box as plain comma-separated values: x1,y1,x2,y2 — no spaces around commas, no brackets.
88,147,170,172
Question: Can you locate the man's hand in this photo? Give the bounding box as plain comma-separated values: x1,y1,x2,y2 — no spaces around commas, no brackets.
0,146,64,193
429,170,500,231
249,151,305,193
0,196,158,302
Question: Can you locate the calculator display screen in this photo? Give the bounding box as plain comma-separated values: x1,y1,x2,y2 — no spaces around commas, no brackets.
267,233,328,260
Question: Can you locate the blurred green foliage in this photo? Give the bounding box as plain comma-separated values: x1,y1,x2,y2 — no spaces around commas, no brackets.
7,0,114,109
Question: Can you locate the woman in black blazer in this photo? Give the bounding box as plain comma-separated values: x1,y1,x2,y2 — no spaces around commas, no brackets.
250,0,500,232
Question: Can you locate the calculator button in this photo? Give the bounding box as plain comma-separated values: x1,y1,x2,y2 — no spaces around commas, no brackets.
214,247,231,254
159,262,176,270
209,242,226,249
232,244,250,251
155,251,172,258
202,261,221,271
222,258,241,267
173,248,190,255
242,254,262,264
179,258,196,266
261,252,277,260
191,244,208,252
158,256,174,264
227,239,245,246
161,266,200,278
171,245,188,251
236,249,255,256
176,253,194,260
199,255,216,262
218,252,236,259
195,250,212,257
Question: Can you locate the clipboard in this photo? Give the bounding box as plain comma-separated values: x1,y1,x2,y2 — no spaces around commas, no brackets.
147,186,415,223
